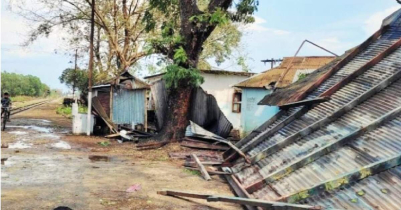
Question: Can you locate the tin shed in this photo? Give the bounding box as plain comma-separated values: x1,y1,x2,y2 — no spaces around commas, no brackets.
92,71,150,130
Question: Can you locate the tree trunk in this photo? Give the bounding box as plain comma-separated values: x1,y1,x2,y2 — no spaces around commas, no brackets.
156,85,192,142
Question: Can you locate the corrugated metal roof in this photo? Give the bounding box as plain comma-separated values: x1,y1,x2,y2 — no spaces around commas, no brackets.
227,8,401,210
234,57,335,89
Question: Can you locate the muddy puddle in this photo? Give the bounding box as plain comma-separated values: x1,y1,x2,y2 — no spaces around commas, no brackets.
5,118,71,150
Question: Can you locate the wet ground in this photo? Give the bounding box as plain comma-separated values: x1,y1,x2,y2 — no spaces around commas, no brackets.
1,100,240,210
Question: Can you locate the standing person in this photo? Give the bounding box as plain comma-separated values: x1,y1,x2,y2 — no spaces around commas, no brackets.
1,92,12,122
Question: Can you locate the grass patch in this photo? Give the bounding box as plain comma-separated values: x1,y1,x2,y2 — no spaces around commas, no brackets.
56,105,88,118
11,96,39,102
183,168,201,176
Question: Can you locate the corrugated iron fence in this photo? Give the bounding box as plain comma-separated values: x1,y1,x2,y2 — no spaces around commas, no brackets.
112,88,146,125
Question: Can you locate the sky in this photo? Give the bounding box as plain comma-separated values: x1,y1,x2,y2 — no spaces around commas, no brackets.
1,0,401,91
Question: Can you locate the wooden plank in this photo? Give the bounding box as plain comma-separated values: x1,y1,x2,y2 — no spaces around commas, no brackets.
181,141,229,151
225,141,250,163
183,161,224,168
224,173,257,210
251,69,401,164
184,167,231,175
279,97,330,109
279,154,401,203
169,151,222,160
157,190,321,210
92,96,118,133
207,195,321,209
245,105,401,193
191,154,211,181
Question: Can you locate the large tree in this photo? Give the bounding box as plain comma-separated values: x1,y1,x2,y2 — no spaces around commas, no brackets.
144,0,258,142
10,0,247,82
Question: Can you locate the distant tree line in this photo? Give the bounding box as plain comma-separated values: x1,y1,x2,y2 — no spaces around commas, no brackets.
1,72,50,97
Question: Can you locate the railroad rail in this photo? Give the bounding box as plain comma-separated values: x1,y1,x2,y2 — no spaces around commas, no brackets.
10,100,50,115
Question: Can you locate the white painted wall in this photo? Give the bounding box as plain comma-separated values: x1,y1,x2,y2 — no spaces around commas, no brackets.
200,73,250,129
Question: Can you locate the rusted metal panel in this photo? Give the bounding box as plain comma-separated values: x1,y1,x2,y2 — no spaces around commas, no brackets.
234,57,335,89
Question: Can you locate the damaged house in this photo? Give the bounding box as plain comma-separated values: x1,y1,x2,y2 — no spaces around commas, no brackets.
234,56,335,137
91,71,150,133
222,8,401,210
145,69,255,137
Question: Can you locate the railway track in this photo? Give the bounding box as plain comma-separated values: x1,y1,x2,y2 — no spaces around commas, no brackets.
10,100,50,115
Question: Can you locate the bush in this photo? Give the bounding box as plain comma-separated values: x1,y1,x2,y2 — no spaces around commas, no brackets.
56,105,87,118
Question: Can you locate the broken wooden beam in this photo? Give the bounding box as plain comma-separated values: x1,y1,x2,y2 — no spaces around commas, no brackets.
181,141,229,151
169,151,222,160
279,97,330,109
191,154,211,181
157,190,322,210
92,96,118,133
183,161,229,168
184,167,231,175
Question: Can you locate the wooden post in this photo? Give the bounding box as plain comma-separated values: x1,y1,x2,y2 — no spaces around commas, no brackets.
109,86,113,120
144,89,148,132
191,154,211,181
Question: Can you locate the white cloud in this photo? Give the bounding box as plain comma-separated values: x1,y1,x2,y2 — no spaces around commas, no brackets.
364,6,400,35
1,9,70,58
242,16,291,35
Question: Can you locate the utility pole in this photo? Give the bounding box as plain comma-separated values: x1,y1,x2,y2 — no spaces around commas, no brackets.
73,49,78,100
86,0,95,136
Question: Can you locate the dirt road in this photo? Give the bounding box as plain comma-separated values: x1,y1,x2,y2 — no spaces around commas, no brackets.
1,100,241,210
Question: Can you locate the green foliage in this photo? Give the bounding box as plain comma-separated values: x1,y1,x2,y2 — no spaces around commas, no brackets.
297,73,311,81
59,68,89,94
190,8,229,26
163,65,204,89
173,46,188,64
1,71,50,97
232,0,259,22
183,168,201,176
56,105,87,118
97,141,111,147
237,56,251,72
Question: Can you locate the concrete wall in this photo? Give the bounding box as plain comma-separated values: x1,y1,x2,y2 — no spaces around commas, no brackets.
200,73,250,129
240,88,279,137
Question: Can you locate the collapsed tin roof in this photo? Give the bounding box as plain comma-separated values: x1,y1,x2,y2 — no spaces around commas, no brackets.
223,8,401,210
